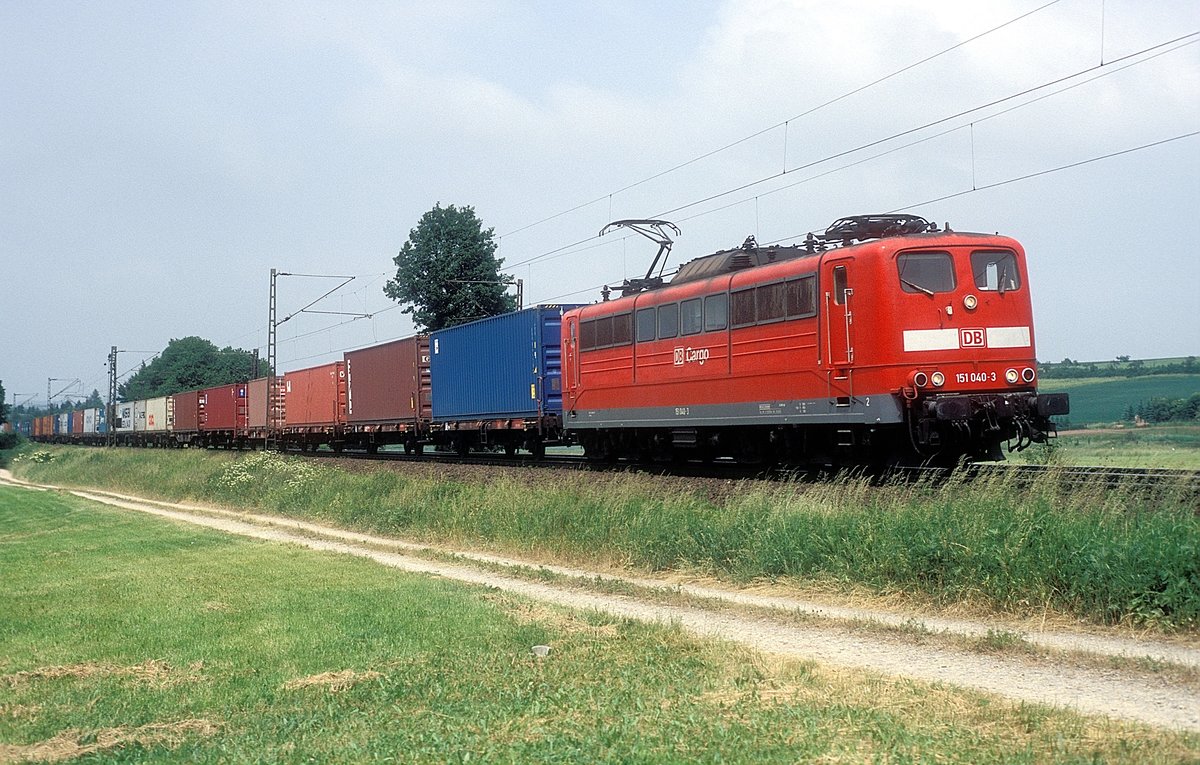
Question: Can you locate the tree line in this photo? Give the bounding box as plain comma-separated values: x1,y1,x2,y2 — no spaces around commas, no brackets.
1039,356,1198,380
1126,394,1200,424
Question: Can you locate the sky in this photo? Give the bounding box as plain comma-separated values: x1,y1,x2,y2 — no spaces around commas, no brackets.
2,0,1198,408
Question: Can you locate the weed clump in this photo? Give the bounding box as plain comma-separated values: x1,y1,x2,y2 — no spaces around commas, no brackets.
12,450,56,464
210,451,325,511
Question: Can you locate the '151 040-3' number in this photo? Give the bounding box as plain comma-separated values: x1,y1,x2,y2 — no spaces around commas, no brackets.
956,372,996,384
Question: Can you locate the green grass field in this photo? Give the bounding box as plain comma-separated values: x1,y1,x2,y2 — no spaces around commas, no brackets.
3,485,1196,763
1013,425,1200,469
1039,374,1200,427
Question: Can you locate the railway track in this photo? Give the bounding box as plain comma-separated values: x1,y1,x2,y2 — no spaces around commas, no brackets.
298,447,1200,494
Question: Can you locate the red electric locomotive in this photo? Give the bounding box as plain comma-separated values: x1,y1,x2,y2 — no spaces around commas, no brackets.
562,215,1069,466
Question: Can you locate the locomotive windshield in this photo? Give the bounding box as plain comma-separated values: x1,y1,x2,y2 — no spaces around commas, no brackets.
897,251,955,295
971,250,1021,292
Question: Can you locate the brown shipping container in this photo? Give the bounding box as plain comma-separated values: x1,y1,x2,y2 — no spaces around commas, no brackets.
71,411,84,433
283,362,347,427
173,391,201,432
345,336,431,424
201,383,248,431
248,377,270,429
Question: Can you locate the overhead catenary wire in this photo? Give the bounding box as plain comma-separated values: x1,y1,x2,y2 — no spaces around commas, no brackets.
669,36,1198,229
649,32,1199,221
503,31,1199,275
530,129,1200,306
497,0,1065,242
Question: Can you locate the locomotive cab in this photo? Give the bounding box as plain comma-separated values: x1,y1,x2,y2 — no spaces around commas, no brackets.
874,232,1068,461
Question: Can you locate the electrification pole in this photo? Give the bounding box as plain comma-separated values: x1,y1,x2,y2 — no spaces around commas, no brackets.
266,268,363,451
47,378,81,409
107,347,118,447
268,269,278,449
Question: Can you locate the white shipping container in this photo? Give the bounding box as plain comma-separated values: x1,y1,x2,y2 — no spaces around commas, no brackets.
138,396,171,432
114,402,135,432
56,413,71,433
84,408,96,433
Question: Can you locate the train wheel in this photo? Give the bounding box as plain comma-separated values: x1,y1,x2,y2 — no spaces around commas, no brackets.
582,433,617,463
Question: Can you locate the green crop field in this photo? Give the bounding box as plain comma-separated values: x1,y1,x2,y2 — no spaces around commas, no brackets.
7,485,1196,762
1039,374,1200,427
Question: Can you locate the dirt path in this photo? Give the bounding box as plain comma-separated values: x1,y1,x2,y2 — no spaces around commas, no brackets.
3,470,1198,732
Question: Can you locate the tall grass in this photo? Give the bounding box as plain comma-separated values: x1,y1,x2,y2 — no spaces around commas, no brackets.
10,445,1199,630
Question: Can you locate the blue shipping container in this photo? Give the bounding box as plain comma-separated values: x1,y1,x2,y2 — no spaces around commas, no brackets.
430,305,582,421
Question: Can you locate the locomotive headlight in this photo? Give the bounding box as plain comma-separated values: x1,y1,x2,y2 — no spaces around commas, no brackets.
963,294,978,310
1022,367,1036,383
931,371,945,387
1005,368,1019,384
913,371,929,388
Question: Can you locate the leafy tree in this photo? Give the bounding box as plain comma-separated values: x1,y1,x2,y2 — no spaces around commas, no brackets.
118,337,264,400
383,203,516,331
82,389,103,409
0,379,7,425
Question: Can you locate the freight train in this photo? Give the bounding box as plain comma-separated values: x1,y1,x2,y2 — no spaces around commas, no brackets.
23,214,1068,467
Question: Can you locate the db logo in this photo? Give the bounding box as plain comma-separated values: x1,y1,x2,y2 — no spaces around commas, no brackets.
960,328,986,348
674,347,711,366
